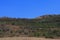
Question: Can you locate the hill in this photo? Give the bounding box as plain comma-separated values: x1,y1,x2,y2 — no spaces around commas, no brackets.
0,14,60,38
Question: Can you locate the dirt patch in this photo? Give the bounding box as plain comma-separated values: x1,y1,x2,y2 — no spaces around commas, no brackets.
0,37,60,40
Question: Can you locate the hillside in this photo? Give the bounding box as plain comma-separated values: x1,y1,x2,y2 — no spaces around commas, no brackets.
0,14,60,38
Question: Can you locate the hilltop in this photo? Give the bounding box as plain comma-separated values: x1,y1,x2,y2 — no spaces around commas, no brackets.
0,14,60,38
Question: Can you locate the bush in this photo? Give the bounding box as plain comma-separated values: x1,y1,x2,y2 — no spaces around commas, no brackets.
33,32,40,37
43,33,54,38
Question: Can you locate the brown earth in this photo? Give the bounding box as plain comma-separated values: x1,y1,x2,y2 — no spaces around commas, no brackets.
0,37,60,40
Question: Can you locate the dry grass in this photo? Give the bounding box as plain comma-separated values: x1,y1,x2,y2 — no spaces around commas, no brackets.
0,37,60,40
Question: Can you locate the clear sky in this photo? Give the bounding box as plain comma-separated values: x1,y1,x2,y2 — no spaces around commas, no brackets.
0,0,60,18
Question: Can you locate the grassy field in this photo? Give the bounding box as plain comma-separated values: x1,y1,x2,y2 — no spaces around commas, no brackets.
0,37,60,40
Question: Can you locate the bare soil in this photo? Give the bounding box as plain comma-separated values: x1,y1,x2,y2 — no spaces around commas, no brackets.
0,37,60,40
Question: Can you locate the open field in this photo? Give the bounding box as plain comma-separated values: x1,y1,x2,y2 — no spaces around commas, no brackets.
0,37,60,40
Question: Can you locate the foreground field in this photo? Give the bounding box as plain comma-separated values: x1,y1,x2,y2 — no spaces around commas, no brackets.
0,37,60,40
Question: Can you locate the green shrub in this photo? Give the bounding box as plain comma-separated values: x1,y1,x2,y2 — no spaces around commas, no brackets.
33,32,40,37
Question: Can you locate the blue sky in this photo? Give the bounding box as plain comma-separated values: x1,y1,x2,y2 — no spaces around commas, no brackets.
0,0,60,18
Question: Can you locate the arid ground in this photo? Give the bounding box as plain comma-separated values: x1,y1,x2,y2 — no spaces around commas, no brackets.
0,37,60,40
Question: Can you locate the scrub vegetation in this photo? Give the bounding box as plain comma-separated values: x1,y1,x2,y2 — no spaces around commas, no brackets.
0,14,60,38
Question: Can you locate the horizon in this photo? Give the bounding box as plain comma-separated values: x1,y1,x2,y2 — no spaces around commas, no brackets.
0,0,60,18
0,14,60,19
